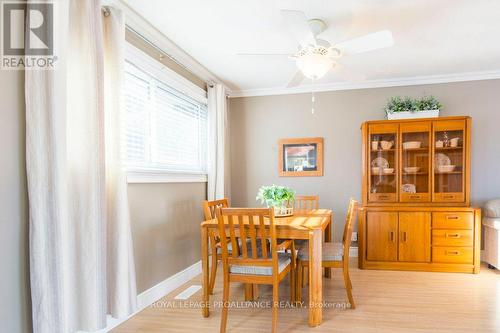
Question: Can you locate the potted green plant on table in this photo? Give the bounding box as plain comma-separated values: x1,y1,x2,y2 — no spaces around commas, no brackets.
385,96,442,120
256,185,295,217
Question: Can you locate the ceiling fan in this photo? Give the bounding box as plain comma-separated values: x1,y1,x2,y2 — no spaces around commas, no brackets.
237,10,395,88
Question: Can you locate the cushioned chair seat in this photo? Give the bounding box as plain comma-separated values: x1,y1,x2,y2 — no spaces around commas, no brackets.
483,217,500,229
297,242,344,261
229,253,291,276
484,199,500,218
483,200,500,268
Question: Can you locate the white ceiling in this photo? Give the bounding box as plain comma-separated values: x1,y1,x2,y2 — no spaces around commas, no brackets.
123,0,500,95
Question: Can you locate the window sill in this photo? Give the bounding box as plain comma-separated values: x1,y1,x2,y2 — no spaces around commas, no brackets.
127,170,208,184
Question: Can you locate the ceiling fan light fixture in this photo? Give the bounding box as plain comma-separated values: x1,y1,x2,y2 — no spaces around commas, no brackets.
296,49,334,80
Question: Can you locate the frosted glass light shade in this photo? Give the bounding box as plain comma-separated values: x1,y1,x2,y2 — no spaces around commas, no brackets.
296,53,333,80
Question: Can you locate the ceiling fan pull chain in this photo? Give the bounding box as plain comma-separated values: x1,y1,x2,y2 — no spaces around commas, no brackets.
311,78,315,114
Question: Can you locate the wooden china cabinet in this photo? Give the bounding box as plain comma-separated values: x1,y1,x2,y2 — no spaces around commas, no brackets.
359,116,481,273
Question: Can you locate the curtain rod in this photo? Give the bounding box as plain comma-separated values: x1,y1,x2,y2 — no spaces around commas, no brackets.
101,6,110,17
124,24,210,86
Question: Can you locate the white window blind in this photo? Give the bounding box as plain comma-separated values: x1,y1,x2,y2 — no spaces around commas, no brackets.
123,50,208,175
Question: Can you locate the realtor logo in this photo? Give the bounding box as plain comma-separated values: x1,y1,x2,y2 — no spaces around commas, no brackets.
1,1,57,69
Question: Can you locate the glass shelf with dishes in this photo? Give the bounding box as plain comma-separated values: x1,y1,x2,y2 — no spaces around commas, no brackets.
400,122,431,202
368,126,398,202
363,117,470,206
433,127,465,202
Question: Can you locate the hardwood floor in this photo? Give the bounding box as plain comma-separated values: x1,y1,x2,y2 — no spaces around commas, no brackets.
112,261,500,333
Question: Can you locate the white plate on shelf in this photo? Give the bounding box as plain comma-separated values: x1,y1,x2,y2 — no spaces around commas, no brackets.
434,153,451,172
404,166,420,173
371,157,389,168
402,183,416,193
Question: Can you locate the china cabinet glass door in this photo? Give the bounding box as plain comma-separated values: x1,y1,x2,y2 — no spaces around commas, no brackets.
368,124,398,203
432,120,466,202
400,122,431,202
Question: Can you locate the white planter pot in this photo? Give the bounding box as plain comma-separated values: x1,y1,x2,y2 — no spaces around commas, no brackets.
272,206,294,217
386,109,440,120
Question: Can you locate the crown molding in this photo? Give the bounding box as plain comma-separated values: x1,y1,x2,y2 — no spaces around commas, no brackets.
228,70,500,98
108,0,229,90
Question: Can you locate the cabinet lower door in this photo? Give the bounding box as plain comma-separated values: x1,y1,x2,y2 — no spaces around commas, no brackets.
366,212,398,261
398,212,431,262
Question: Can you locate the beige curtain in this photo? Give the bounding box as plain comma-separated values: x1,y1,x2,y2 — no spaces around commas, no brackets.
207,84,230,201
103,5,138,320
25,1,136,332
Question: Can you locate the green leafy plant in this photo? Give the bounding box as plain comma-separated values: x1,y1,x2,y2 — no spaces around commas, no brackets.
385,96,442,115
385,96,417,113
256,185,295,208
416,96,442,111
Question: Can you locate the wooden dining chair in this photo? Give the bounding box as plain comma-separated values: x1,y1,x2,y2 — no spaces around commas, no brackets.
216,207,296,333
294,195,319,211
295,199,359,309
202,198,230,295
293,195,319,286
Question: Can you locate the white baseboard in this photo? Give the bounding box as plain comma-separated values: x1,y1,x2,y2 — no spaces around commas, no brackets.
97,260,201,332
137,260,202,308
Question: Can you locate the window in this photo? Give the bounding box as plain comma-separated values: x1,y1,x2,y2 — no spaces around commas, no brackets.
123,44,208,182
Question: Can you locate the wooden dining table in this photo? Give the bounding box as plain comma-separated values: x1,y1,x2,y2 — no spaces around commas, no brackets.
200,209,333,327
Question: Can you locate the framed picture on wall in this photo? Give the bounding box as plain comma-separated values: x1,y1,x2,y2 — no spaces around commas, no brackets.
278,137,324,177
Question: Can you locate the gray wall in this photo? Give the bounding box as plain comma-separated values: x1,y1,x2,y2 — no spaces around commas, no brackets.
128,182,205,293
0,71,31,331
228,79,500,241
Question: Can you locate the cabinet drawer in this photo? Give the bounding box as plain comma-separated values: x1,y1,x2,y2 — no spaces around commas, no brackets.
400,193,430,203
432,229,473,247
369,193,397,203
432,247,473,264
433,193,465,203
432,212,473,229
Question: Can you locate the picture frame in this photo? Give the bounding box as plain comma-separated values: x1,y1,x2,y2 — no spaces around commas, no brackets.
278,137,324,177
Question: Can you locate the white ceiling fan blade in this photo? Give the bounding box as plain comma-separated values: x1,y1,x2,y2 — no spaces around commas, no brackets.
335,30,394,55
334,64,366,82
281,10,316,48
286,70,305,88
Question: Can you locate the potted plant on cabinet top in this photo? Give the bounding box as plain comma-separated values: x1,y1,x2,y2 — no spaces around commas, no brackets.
256,185,295,217
385,96,442,120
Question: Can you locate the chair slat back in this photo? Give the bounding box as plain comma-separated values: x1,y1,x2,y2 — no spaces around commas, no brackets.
216,207,277,269
342,199,359,259
294,195,319,211
203,198,229,220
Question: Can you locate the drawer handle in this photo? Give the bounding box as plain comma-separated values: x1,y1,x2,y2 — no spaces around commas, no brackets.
379,195,390,199
445,215,459,220
445,250,460,256
409,195,421,199
446,233,461,238
443,195,455,199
